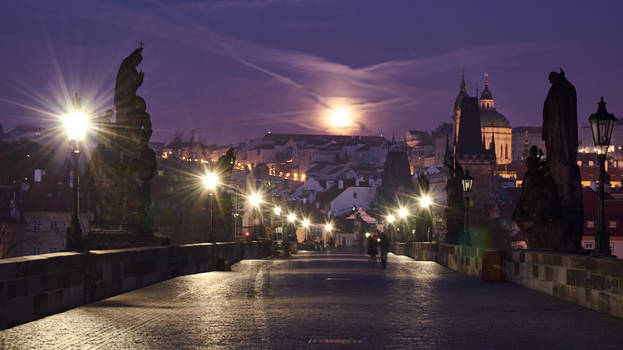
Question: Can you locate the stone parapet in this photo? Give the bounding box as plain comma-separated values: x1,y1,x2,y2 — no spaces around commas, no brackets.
0,241,270,330
390,241,623,319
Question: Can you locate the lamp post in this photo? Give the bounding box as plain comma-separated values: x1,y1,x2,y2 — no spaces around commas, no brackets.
462,170,474,246
302,218,311,242
386,214,395,241
202,172,219,242
397,207,408,241
273,206,282,240
286,212,296,254
248,192,263,239
418,194,433,241
589,97,617,255
62,93,88,251
324,222,333,250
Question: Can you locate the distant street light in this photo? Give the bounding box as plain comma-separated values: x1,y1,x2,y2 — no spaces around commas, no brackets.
302,218,311,241
462,170,474,245
202,171,220,242
248,192,262,208
589,97,617,255
397,207,409,241
273,206,282,216
419,194,433,209
287,213,296,223
62,93,89,251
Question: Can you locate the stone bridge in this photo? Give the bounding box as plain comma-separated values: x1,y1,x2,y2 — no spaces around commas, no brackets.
2,242,623,349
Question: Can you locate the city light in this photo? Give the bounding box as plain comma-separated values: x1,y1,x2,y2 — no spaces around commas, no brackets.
202,172,219,191
325,223,333,232
302,218,310,228
62,110,89,141
287,213,296,223
248,192,262,207
273,206,282,215
419,194,433,209
386,214,395,224
398,207,409,219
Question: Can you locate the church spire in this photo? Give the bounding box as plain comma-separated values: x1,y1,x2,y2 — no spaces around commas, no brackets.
460,67,466,94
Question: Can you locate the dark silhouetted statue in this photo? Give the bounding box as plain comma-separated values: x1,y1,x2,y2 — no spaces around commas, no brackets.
514,70,583,252
86,47,159,249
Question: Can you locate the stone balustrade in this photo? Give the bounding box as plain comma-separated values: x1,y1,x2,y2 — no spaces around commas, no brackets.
391,242,623,318
0,241,271,330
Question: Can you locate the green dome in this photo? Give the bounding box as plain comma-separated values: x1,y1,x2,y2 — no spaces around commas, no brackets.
480,109,511,128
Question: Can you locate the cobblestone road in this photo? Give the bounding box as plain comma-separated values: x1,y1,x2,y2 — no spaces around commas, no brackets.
2,252,623,349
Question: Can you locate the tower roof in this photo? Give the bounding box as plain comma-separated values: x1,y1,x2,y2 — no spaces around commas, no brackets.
455,97,487,155
480,73,493,100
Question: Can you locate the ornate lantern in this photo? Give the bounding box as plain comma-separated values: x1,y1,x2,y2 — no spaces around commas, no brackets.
462,170,474,193
589,97,617,155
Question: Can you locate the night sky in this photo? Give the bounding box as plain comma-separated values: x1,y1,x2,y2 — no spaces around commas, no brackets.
1,0,622,144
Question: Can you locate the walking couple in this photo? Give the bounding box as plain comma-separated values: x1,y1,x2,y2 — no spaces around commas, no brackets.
367,231,390,268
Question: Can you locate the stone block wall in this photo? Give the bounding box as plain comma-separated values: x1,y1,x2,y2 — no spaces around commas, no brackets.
502,250,623,318
0,241,270,330
390,242,623,319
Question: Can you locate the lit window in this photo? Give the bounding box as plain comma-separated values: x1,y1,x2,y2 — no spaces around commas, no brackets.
589,161,594,166
609,221,617,229
33,221,41,232
587,221,595,228
584,242,593,249
50,221,58,230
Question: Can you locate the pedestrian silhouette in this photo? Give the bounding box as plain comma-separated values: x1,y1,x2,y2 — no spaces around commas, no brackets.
380,232,390,269
367,233,377,267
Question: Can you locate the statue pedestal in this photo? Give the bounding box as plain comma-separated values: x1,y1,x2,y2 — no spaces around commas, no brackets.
83,224,169,250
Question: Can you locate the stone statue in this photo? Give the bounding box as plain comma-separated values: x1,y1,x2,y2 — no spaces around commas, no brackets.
87,47,158,248
514,70,583,252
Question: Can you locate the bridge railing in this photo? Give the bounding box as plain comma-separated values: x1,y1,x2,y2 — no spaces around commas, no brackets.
0,241,271,330
391,241,623,319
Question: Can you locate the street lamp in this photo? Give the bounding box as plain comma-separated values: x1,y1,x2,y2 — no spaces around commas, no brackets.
273,206,282,240
61,93,89,251
462,170,474,246
302,218,310,241
397,207,409,241
386,214,395,241
419,194,433,209
589,97,617,255
202,172,219,242
247,191,263,239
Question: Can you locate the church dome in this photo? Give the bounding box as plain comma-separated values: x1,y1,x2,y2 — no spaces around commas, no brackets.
480,87,493,100
480,109,511,128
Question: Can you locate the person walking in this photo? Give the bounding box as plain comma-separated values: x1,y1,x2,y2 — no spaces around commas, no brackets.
380,231,390,269
367,233,377,267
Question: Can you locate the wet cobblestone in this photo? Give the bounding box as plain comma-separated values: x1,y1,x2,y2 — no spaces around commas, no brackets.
2,252,623,349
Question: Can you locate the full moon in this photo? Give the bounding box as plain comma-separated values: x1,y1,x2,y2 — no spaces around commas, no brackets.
329,107,353,128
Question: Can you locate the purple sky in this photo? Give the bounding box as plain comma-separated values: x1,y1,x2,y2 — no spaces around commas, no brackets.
1,0,622,144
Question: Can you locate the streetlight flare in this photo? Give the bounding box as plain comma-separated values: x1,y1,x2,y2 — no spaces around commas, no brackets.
62,110,89,141
386,214,395,224
273,206,282,215
398,207,408,218
202,172,219,191
419,194,433,208
325,223,333,232
302,218,310,228
248,192,262,207
287,213,296,223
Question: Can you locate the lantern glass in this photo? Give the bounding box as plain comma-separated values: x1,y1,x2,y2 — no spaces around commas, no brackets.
589,97,617,154
462,171,474,193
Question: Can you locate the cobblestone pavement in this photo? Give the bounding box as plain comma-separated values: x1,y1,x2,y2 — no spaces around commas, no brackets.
3,252,623,349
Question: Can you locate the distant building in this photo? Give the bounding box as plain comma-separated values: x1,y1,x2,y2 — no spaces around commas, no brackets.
582,189,623,256
5,125,44,144
452,72,512,165
512,126,544,162
580,119,623,153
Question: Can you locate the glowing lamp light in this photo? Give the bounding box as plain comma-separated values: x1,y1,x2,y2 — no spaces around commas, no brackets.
202,173,219,191
248,192,262,207
62,110,89,141
398,207,408,219
273,206,282,215
386,214,395,224
325,223,333,232
302,218,310,228
365,232,371,238
419,194,433,209
287,213,296,223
